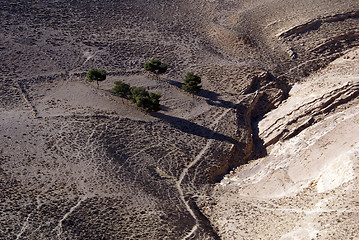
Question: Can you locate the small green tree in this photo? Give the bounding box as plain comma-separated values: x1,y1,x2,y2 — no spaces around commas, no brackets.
147,92,161,112
182,72,201,96
111,81,161,112
112,81,131,98
144,59,168,80
87,69,106,88
129,86,148,103
129,86,161,112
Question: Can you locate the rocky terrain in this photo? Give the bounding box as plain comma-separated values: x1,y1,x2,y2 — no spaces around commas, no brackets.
1,0,358,239
202,48,359,239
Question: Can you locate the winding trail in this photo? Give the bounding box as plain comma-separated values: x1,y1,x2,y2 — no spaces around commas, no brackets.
55,196,87,239
53,121,107,239
14,79,38,118
15,213,32,240
176,108,232,239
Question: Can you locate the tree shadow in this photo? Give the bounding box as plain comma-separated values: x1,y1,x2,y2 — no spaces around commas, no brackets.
151,112,235,143
166,79,183,88
159,105,170,112
166,79,236,109
197,89,236,109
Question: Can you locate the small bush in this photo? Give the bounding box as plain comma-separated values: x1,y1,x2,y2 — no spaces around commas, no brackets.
182,72,201,94
129,86,148,102
147,92,161,112
87,69,106,88
112,81,131,98
144,59,168,80
112,82,161,112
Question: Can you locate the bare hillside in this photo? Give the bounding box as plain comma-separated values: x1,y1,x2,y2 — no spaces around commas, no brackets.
1,0,358,239
203,48,359,239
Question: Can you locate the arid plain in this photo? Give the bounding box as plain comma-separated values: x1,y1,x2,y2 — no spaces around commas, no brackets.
1,1,359,239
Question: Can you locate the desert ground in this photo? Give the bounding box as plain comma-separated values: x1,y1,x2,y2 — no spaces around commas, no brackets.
202,48,359,239
1,1,358,239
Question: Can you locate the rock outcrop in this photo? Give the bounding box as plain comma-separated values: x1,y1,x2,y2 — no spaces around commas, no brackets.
1,0,359,239
201,47,359,240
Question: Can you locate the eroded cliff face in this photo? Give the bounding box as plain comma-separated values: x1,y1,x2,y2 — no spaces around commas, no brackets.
202,47,359,240
208,71,290,181
1,0,359,239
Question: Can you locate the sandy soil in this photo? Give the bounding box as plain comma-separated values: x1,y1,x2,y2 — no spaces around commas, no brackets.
1,0,359,239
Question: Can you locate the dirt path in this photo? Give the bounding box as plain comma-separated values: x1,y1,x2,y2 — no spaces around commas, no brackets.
176,108,232,239
55,196,88,239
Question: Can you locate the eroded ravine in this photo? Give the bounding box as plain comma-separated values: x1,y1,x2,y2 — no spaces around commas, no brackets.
176,108,232,239
2,1,359,239
202,47,359,240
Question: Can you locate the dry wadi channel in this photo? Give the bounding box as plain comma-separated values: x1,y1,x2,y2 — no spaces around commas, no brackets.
1,1,359,240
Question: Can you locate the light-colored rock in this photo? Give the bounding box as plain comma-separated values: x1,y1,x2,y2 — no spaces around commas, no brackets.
204,47,359,240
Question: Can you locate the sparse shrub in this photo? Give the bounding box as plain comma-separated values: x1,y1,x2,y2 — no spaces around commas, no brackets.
182,72,201,95
144,59,168,80
87,69,106,88
130,86,161,112
129,86,148,103
112,82,161,112
112,81,131,98
147,92,161,112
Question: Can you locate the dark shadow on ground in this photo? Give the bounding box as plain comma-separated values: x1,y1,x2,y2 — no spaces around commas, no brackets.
251,116,268,158
159,105,170,112
166,79,182,88
166,79,236,109
197,89,236,109
151,112,235,143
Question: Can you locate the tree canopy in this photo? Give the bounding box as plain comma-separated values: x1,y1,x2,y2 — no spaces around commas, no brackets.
182,72,202,95
87,69,107,88
144,59,168,80
112,81,131,98
111,81,161,112
130,86,161,112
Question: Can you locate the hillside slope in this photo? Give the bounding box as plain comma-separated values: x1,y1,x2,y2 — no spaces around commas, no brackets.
1,0,358,239
202,48,359,239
